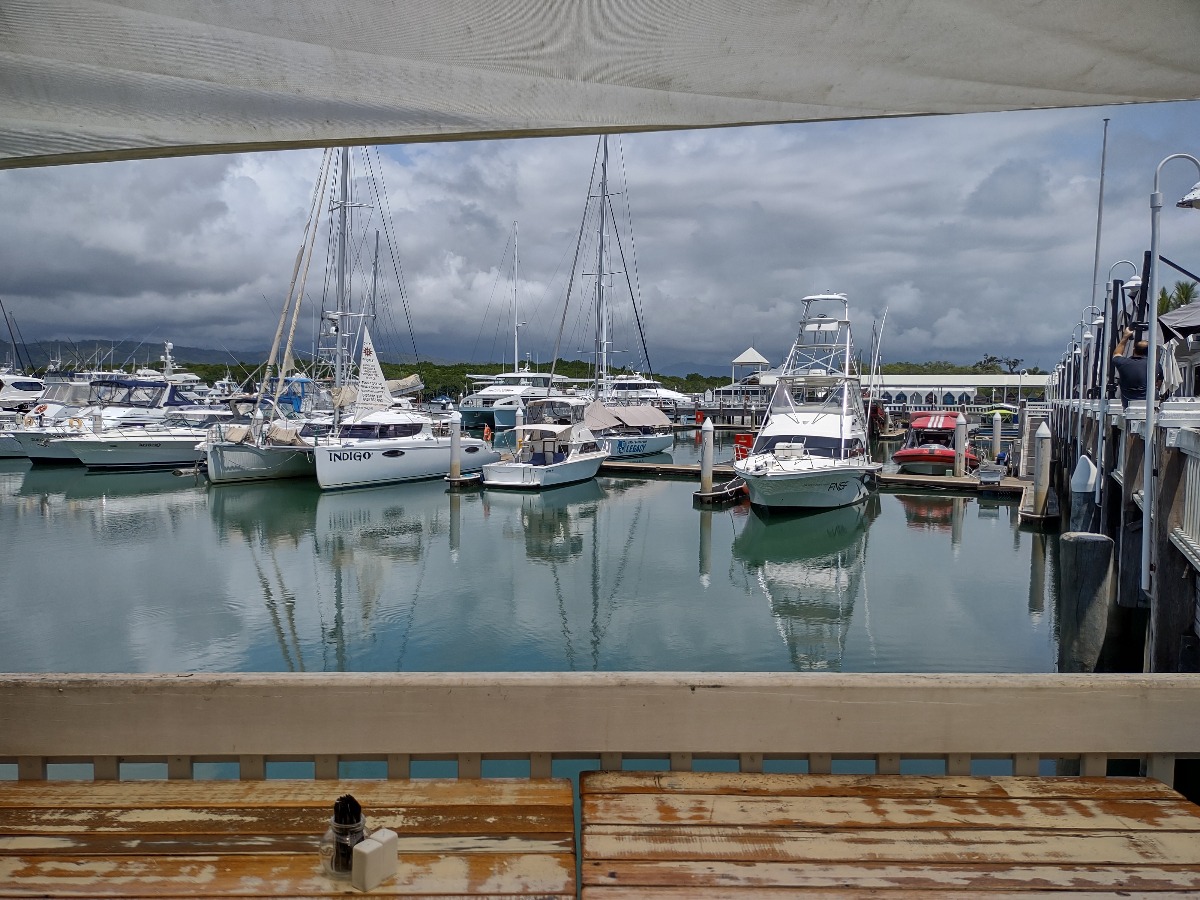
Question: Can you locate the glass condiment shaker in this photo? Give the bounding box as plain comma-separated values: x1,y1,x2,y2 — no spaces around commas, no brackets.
319,815,366,877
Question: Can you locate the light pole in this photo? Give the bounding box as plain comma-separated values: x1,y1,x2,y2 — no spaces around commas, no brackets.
1140,153,1200,594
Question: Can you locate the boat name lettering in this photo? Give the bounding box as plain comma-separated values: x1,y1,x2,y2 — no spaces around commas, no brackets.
616,440,647,454
329,450,373,462
827,481,849,492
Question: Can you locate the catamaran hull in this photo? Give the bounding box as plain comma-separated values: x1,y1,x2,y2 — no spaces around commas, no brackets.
602,433,673,458
482,452,607,490
206,443,315,484
314,439,500,490
737,463,880,510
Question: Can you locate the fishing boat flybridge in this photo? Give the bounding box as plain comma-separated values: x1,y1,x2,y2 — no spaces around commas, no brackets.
733,292,882,510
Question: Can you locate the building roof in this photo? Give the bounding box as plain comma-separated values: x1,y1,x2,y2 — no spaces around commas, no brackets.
732,348,770,366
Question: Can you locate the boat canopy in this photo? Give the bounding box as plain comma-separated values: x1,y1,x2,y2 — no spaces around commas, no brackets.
910,413,961,430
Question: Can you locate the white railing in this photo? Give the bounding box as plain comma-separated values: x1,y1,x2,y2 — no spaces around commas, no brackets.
3,672,1199,784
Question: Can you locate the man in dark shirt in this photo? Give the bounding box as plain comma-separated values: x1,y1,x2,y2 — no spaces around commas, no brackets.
1112,328,1161,407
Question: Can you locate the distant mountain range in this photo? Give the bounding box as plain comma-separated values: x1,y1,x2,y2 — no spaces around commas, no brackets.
4,339,731,379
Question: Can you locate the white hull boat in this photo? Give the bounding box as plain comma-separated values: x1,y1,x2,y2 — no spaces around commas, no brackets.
205,439,316,484
58,426,210,471
734,292,882,511
482,397,608,490
314,328,501,490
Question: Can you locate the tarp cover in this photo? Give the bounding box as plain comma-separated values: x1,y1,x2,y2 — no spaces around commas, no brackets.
4,0,1200,168
1158,304,1200,341
610,405,672,428
584,401,623,432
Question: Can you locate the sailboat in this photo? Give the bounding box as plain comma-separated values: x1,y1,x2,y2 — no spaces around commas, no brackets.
733,292,883,510
314,328,500,490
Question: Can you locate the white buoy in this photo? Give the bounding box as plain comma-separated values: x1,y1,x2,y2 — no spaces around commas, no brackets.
449,411,462,480
700,418,714,495
1033,421,1052,515
953,412,967,477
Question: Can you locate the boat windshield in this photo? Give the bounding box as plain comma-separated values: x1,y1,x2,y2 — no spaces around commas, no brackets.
89,382,167,407
525,401,583,425
751,434,863,459
337,422,424,439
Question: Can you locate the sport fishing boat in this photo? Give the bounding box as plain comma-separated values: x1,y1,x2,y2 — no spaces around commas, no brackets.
733,292,882,510
314,328,500,490
891,412,979,475
482,397,608,490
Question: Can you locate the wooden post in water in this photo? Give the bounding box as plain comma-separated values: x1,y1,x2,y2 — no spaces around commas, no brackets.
449,411,462,481
1057,532,1116,673
1033,422,1052,515
1070,454,1098,533
953,413,966,477
700,418,714,495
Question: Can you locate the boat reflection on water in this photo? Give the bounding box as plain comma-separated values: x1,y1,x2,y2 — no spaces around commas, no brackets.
209,478,322,546
731,496,878,671
895,492,972,545
482,479,606,562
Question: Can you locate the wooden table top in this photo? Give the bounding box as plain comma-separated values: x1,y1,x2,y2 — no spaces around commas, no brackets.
580,771,1200,897
0,778,575,898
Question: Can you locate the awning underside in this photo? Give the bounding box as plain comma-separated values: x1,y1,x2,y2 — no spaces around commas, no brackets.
4,0,1200,169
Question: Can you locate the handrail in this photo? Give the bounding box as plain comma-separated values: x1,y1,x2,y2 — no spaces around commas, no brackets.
3,672,1199,782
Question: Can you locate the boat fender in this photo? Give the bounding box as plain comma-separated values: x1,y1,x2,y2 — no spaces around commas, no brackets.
483,425,492,442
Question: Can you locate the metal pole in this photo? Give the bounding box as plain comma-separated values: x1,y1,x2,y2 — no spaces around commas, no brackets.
953,412,966,477
1033,422,1052,516
1142,153,1200,594
992,411,1002,462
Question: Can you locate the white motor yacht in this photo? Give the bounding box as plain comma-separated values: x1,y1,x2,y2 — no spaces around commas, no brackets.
56,412,238,471
733,293,882,510
457,368,576,431
482,397,608,490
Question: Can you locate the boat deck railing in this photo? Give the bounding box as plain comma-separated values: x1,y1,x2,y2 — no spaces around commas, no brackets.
4,672,1199,786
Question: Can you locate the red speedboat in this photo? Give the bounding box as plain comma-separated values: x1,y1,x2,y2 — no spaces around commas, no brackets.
891,413,979,475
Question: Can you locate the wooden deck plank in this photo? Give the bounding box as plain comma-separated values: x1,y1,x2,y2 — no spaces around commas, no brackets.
583,794,1200,831
580,772,1180,800
582,890,1199,899
581,859,1200,891
582,825,1200,865
0,805,574,835
0,779,574,808
0,779,576,898
580,773,1200,897
0,851,575,897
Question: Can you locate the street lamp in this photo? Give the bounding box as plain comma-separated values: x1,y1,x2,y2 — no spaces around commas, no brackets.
1141,153,1200,594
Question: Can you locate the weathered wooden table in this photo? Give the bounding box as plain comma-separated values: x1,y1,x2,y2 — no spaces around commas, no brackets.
0,778,575,898
580,771,1200,897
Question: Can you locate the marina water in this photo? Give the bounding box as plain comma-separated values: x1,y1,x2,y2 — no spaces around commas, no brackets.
0,434,1058,675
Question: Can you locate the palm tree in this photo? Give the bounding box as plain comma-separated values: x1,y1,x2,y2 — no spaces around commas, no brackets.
1158,281,1198,314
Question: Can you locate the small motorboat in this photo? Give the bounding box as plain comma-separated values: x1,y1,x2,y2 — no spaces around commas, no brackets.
891,413,979,475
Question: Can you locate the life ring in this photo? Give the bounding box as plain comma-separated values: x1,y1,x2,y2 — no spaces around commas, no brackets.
68,417,82,428
24,415,35,426
33,404,48,414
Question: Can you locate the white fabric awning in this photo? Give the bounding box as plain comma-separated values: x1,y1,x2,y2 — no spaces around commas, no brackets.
610,405,672,428
3,0,1199,169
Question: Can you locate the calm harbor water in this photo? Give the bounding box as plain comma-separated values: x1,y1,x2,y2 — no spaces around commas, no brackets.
0,432,1059,675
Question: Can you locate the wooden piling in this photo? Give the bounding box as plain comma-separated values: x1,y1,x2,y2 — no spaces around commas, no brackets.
1057,533,1117,673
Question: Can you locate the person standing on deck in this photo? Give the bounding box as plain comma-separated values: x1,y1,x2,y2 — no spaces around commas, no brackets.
1112,328,1162,408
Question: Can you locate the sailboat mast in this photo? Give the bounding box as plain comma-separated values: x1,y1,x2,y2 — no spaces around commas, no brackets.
596,136,609,395
513,221,520,372
335,146,350,394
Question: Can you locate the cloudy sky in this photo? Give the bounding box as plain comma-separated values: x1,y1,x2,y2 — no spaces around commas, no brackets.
2,100,1199,377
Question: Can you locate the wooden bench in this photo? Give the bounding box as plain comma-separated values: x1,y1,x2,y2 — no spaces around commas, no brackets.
580,771,1200,897
0,778,575,898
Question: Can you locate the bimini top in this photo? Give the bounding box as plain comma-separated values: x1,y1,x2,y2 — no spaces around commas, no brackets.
910,413,962,430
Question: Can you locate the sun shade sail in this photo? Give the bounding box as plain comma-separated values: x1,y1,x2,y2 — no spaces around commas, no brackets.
3,0,1200,168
